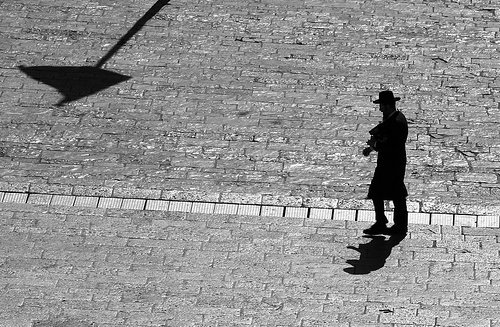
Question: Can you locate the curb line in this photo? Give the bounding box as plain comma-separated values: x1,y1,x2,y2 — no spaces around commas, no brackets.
1,191,499,228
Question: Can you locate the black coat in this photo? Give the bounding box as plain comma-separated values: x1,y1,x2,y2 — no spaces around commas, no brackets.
367,110,408,200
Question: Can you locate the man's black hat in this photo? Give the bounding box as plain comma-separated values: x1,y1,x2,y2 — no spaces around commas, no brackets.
373,90,401,104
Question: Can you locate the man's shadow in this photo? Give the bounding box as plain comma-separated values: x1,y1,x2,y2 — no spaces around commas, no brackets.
344,234,406,275
19,0,170,106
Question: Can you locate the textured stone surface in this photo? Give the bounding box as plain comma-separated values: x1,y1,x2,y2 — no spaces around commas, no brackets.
5,191,499,228
0,0,499,214
0,203,499,326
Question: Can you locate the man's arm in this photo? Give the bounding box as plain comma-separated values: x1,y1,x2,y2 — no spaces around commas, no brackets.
372,120,406,152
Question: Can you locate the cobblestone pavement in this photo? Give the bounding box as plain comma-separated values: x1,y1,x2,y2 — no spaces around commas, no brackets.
0,202,499,327
1,0,500,215
1,1,500,325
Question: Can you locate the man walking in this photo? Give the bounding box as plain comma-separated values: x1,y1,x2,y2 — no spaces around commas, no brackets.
363,90,409,235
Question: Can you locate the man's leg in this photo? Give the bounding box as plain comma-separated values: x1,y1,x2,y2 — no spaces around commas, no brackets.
389,197,408,234
363,198,388,234
373,198,389,224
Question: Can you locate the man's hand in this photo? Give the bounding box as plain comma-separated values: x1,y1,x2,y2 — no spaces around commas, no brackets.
366,137,376,148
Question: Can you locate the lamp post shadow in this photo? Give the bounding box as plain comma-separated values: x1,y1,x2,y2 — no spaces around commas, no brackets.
344,234,406,275
19,65,131,106
19,0,170,106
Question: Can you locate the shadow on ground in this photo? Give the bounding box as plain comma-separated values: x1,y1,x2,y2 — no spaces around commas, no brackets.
18,65,131,106
18,0,170,106
344,234,406,275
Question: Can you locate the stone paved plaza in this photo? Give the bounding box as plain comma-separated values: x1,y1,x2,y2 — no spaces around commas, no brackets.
1,202,500,327
1,0,500,326
0,0,499,214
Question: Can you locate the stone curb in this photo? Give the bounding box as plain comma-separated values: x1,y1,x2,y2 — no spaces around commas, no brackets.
1,191,498,228
3,184,500,216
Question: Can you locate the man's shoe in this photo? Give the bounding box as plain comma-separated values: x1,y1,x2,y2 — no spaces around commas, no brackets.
386,225,408,235
363,222,388,235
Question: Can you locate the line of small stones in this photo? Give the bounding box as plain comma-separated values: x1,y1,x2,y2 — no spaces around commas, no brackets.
1,191,499,229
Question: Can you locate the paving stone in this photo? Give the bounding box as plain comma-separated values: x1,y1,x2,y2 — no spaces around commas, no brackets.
145,199,170,211
309,208,333,220
50,195,76,206
73,196,99,208
27,194,52,205
284,207,308,218
262,195,303,207
408,212,431,225
333,209,356,221
73,186,113,198
431,213,454,226
477,215,500,228
168,201,193,213
113,188,161,199
356,210,375,222
462,227,500,237
2,192,28,204
214,203,238,215
97,197,123,209
0,182,29,193
161,190,220,203
261,206,284,217
191,202,215,214
422,201,458,215
236,204,261,216
303,197,339,208
221,193,262,205
120,198,146,210
455,215,478,227
29,183,73,196
407,201,421,213
456,173,497,183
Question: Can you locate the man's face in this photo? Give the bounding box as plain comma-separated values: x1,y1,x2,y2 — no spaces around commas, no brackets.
379,102,394,115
